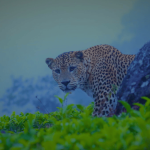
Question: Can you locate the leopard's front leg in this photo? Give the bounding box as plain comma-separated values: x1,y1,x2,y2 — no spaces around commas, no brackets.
89,62,118,117
92,84,118,117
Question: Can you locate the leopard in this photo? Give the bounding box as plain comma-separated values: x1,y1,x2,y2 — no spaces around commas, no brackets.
45,44,135,117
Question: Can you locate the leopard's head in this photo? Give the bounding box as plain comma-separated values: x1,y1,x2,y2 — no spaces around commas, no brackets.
45,51,87,93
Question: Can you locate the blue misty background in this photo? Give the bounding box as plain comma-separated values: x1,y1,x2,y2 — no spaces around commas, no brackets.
0,0,150,116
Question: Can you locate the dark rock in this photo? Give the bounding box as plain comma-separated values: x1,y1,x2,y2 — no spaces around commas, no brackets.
116,41,150,115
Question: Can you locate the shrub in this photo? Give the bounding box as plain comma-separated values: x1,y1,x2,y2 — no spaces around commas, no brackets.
0,96,150,150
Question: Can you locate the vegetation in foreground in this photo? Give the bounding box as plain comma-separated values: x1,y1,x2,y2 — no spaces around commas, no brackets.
0,94,150,150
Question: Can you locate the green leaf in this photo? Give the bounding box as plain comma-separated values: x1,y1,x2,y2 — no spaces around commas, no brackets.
43,121,49,125
7,131,15,134
66,104,74,110
55,95,63,104
141,96,150,107
10,111,16,118
119,100,131,113
26,113,35,129
42,141,56,150
134,103,145,117
76,104,85,112
64,92,70,101
20,112,24,116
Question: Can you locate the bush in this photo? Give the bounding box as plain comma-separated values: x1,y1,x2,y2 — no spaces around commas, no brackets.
0,96,150,150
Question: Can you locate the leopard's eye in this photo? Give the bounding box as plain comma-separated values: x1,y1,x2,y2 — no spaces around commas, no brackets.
69,66,76,72
55,69,60,74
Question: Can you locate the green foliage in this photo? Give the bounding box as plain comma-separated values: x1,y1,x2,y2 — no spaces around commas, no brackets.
0,96,150,150
55,92,70,108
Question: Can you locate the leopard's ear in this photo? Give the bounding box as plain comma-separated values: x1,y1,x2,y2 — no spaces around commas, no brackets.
45,58,54,69
75,51,84,61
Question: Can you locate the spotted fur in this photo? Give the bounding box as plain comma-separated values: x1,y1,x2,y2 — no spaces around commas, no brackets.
45,44,135,117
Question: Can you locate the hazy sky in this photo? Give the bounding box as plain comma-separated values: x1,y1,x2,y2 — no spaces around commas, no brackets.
0,0,150,97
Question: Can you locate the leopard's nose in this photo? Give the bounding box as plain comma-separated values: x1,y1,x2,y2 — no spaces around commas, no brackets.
61,81,70,86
